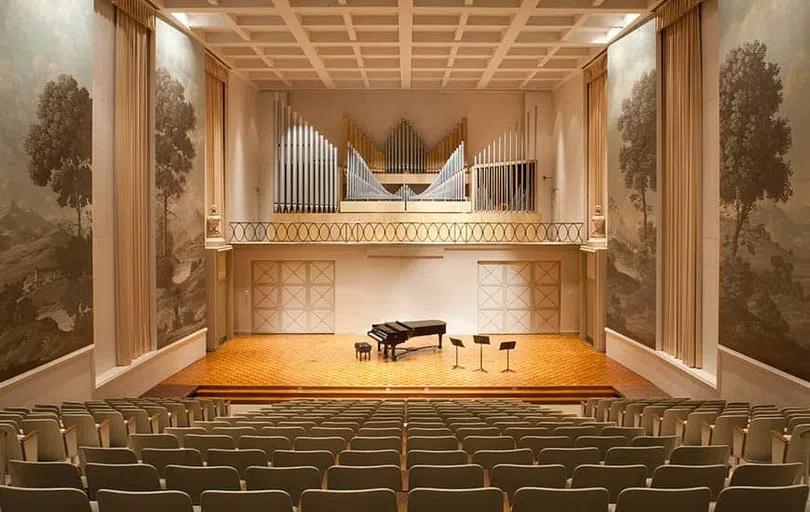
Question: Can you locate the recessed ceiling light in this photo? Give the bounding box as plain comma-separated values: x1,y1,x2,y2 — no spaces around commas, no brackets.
594,13,641,44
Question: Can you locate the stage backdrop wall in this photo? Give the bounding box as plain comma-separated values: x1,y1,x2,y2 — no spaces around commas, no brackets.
606,20,658,349
718,0,810,382
155,19,207,349
0,0,93,382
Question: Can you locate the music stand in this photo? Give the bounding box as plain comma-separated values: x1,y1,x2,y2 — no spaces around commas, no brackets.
472,335,490,373
449,337,465,370
499,341,517,373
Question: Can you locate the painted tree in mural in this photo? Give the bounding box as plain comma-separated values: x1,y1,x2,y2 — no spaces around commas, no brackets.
24,74,92,239
155,67,196,285
617,70,657,247
720,41,792,258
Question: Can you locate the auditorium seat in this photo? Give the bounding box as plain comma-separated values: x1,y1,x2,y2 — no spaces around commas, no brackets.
553,425,599,441
238,435,290,462
259,426,307,443
326,464,402,491
406,450,468,469
301,488,397,512
295,436,346,456
22,419,76,462
714,485,810,512
364,421,403,430
85,462,160,499
614,486,712,512
407,436,457,452
670,445,730,467
273,449,335,476
651,464,726,500
518,435,574,460
535,447,601,478
679,411,720,446
512,486,610,512
200,489,294,512
165,464,241,505
323,421,362,432
207,448,268,477
462,435,515,455
245,465,320,504
165,426,206,447
90,411,133,448
97,488,193,512
191,420,230,434
572,464,647,503
407,487,503,512
630,435,679,459
489,463,567,504
129,433,179,459
278,420,317,432
605,446,666,476
575,435,628,460
408,427,453,437
471,448,533,470
503,426,550,442
0,486,91,512
602,426,646,444
142,448,203,478
184,434,235,463
9,461,83,489
729,462,802,487
82,446,138,465
338,449,400,467
456,427,500,441
736,416,787,463
408,464,484,490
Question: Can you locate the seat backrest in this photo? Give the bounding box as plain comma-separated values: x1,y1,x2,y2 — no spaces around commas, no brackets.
601,427,646,444
683,412,719,446
62,414,100,449
471,448,533,470
351,436,402,452
629,435,679,459
301,488,397,512
651,464,727,501
517,435,574,461
81,447,138,466
8,461,83,489
574,436,627,460
490,464,566,504
714,485,810,512
164,427,206,447
200,490,293,512
238,435,291,463
129,433,179,458
318,427,362,441
503,427,551,442
572,464,647,503
660,409,692,437
91,411,129,447
729,463,802,487
406,436,457,452
711,415,748,447
141,448,203,479
408,428,452,438
0,486,91,512
184,434,235,463
535,447,601,479
21,419,65,461
295,436,346,456
408,464,484,490
553,425,599,441
96,489,193,512
211,426,257,442
0,424,22,461
165,465,240,505
272,449,334,476
615,487,712,512
245,465,321,504
326,464,401,491
512,487,609,512
605,446,666,477
407,487,503,512
85,463,160,500
744,417,787,462
786,424,810,465
456,427,500,440
258,426,306,443
406,450,467,469
670,445,730,467
207,448,268,478
463,435,515,455
338,449,400,467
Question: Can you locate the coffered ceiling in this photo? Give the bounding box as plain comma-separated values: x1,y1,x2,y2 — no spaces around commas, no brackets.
154,0,654,90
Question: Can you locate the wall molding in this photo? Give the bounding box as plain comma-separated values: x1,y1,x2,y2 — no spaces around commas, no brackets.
0,345,94,394
718,345,809,406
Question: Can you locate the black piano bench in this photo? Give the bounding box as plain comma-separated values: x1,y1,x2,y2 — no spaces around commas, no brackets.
355,342,372,361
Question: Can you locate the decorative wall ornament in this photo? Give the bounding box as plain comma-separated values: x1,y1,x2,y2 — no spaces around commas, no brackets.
207,204,222,239
591,205,606,238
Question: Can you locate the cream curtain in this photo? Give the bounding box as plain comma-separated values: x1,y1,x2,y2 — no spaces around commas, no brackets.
114,4,154,365
586,55,608,229
205,55,227,224
660,2,702,367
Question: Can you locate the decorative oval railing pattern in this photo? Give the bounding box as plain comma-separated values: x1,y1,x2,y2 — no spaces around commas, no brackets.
229,221,584,245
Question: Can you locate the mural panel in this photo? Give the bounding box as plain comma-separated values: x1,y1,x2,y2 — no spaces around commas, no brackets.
719,0,810,381
606,20,657,348
155,19,206,348
0,0,93,380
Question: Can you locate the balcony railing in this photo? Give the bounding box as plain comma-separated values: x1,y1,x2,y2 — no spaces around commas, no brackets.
229,221,584,245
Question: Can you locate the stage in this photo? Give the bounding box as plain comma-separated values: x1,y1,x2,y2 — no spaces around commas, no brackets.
156,333,659,402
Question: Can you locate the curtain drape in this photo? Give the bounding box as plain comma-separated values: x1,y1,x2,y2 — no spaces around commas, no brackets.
114,5,154,365
660,3,702,367
205,55,227,223
586,55,608,228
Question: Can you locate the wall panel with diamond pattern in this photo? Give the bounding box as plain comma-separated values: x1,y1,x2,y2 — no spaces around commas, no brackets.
252,261,335,333
478,261,560,334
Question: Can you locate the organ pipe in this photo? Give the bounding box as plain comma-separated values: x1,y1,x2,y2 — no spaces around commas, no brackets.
273,95,339,213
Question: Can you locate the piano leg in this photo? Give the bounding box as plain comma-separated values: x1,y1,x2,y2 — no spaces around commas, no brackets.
438,333,443,349
391,345,397,361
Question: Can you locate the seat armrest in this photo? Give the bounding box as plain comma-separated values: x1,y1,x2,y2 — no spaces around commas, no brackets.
19,431,38,462
580,401,587,418
732,426,747,462
633,412,642,428
149,413,161,434
224,401,231,417
124,417,136,436
96,419,111,448
652,415,663,437
62,424,78,461
168,411,178,428
770,430,789,464
700,420,714,446
675,417,687,441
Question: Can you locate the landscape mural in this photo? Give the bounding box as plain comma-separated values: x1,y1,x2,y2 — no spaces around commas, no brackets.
0,0,93,380
606,20,657,348
155,19,206,348
719,0,810,381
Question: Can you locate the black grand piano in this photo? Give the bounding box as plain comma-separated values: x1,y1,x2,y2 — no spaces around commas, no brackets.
367,319,446,361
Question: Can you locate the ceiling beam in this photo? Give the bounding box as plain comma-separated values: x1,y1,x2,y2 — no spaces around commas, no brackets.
272,0,335,88
476,0,539,89
399,0,414,88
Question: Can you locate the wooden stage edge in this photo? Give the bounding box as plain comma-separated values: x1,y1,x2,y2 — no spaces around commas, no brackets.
182,385,624,404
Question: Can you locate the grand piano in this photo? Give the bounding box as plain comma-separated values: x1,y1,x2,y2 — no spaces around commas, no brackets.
367,319,446,361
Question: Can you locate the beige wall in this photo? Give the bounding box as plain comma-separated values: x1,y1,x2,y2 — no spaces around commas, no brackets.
233,244,580,335
226,72,262,223
551,72,587,222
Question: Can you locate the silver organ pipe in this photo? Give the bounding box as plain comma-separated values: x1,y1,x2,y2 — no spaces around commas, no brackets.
273,96,339,213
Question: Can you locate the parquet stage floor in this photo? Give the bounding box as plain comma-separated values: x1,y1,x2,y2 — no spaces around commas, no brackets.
159,333,657,401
